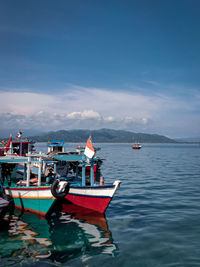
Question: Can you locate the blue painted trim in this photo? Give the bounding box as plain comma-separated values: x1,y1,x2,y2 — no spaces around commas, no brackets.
70,185,115,189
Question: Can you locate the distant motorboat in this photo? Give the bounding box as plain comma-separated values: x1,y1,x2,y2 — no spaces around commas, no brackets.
132,143,142,149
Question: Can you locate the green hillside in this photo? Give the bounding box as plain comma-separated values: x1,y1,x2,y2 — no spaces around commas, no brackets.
30,128,177,143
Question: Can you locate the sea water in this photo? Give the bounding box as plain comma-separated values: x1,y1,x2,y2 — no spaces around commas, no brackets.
0,143,200,266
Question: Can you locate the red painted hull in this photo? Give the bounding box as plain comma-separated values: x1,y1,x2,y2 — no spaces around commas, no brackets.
65,194,111,213
64,181,121,213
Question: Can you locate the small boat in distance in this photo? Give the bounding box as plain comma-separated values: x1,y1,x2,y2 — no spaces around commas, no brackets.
132,143,142,149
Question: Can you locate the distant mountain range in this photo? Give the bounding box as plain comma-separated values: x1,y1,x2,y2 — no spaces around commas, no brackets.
174,137,200,142
29,128,177,143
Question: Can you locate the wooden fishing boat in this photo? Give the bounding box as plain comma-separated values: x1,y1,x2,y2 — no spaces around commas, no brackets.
0,155,56,217
0,145,120,216
1,130,35,156
50,153,121,214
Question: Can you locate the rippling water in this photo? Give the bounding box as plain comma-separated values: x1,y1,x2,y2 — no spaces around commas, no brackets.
1,143,200,266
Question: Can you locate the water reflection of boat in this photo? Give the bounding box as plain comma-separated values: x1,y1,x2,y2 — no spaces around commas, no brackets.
2,204,118,264
48,203,118,263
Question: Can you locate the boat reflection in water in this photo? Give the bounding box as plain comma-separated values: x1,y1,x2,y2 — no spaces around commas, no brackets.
4,203,118,264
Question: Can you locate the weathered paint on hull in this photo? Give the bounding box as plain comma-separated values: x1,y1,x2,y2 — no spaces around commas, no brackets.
14,198,55,217
4,186,55,216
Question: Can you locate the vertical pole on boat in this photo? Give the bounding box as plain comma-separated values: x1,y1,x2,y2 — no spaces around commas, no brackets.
27,155,31,187
53,162,57,175
20,142,22,156
38,151,42,186
23,164,27,181
82,163,86,186
90,160,94,186
76,161,78,179
0,164,2,182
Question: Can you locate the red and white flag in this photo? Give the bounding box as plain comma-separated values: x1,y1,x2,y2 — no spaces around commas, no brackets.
3,135,12,153
84,136,95,159
17,130,22,138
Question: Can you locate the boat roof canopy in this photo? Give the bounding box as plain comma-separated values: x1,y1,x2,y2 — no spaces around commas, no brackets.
0,156,55,164
48,140,66,147
50,154,85,162
0,153,91,164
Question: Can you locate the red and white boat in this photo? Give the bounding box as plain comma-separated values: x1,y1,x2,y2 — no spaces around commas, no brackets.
132,143,142,149
50,136,121,213
64,180,121,213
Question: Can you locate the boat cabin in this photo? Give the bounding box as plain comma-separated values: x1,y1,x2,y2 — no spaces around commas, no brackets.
12,139,35,156
0,152,97,188
47,140,66,154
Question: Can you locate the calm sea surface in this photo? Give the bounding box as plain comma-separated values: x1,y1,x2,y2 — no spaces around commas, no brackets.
1,143,200,266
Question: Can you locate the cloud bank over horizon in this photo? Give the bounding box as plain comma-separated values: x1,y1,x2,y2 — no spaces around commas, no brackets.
1,1,200,139
0,84,199,138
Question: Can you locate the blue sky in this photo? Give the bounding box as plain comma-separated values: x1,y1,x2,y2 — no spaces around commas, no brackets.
0,0,200,138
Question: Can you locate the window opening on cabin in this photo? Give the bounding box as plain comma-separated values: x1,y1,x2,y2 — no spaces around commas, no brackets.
57,146,63,152
12,143,20,155
22,143,29,154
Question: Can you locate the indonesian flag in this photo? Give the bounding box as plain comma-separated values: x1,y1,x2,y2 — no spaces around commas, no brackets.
17,130,22,138
3,135,12,153
84,136,95,159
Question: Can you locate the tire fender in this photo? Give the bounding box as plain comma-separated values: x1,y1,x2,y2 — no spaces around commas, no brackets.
51,179,70,199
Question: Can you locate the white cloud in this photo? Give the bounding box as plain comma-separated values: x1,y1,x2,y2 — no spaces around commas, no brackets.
104,116,114,121
81,110,101,119
0,92,54,115
67,112,82,119
67,110,101,120
0,85,199,137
